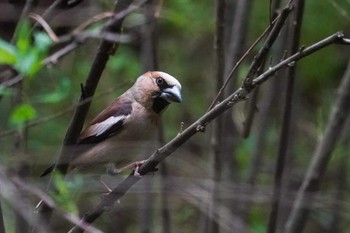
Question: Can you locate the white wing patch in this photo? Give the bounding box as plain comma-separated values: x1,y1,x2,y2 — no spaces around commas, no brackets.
90,115,127,136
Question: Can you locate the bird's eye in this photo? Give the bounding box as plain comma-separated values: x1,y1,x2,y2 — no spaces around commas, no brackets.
156,77,164,85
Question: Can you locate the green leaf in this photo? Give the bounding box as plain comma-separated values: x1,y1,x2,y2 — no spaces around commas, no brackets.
51,172,81,215
16,20,31,53
15,49,42,77
34,32,53,52
10,103,37,126
13,21,53,77
0,39,17,64
34,77,71,103
0,87,15,96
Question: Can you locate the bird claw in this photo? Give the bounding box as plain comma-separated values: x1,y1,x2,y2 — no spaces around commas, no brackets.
132,160,146,177
99,179,113,194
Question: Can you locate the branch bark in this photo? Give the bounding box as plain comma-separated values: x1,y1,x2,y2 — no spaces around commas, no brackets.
139,1,159,232
243,2,293,90
266,1,305,232
207,0,225,231
36,0,135,221
285,57,350,233
68,32,350,233
0,202,4,233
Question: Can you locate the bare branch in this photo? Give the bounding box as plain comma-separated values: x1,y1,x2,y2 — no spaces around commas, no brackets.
29,13,59,42
0,167,54,233
266,0,305,232
243,2,293,90
68,32,350,233
33,0,85,31
72,12,114,34
0,202,5,233
6,172,103,233
252,32,347,86
36,1,135,219
207,0,226,231
207,3,289,111
285,56,350,233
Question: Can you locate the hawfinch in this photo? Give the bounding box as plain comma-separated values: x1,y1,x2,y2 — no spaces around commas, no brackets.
41,71,182,177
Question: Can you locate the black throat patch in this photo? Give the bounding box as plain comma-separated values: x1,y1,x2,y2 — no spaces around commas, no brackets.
153,97,170,114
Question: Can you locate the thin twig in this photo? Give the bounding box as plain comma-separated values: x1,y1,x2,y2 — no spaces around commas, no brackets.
73,12,114,34
1,1,141,84
139,1,159,232
208,0,225,231
0,85,123,138
32,0,84,31
0,168,54,233
29,13,59,42
266,1,305,232
42,42,79,65
207,11,281,111
285,53,350,233
36,0,139,221
252,33,347,86
68,32,350,233
11,0,37,44
0,202,4,233
6,171,103,233
243,2,293,90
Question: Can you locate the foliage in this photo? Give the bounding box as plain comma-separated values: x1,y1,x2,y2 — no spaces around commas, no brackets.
0,1,349,233
9,103,37,127
51,172,83,215
0,20,52,77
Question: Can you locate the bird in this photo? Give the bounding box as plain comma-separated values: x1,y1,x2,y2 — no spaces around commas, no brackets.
40,71,182,177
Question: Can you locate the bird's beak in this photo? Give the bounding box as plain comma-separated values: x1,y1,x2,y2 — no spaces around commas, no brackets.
160,85,182,103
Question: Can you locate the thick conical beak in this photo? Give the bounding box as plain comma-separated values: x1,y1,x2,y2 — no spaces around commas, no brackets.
160,85,182,103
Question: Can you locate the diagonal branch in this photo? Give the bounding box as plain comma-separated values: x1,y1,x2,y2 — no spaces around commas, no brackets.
208,1,292,111
285,54,350,233
266,0,305,232
68,32,350,233
36,0,136,220
243,1,293,90
0,166,103,233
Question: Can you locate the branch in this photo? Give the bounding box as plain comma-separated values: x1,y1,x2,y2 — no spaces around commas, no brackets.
0,167,54,233
252,32,347,86
6,171,103,233
32,0,84,31
285,54,350,233
0,1,143,86
139,1,159,232
243,2,293,90
37,0,136,219
0,86,122,138
207,0,226,231
0,202,4,233
208,2,291,111
266,0,305,232
10,0,37,44
68,32,350,233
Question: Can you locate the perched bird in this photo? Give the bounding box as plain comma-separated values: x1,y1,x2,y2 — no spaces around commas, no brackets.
41,71,182,177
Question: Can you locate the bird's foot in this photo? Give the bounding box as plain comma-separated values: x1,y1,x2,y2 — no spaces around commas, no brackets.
99,179,112,194
131,160,146,177
116,160,147,177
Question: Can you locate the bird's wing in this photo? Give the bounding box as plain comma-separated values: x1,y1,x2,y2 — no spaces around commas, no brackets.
77,98,133,144
40,98,133,177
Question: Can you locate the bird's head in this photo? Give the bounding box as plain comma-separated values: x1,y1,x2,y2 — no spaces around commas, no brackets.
131,71,182,113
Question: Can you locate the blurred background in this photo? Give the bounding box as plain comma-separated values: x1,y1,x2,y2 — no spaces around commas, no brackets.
0,0,350,232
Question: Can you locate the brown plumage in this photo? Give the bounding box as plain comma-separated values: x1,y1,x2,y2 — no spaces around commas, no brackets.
41,71,182,176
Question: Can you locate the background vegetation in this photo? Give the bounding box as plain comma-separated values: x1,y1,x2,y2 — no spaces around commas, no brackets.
0,0,350,233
